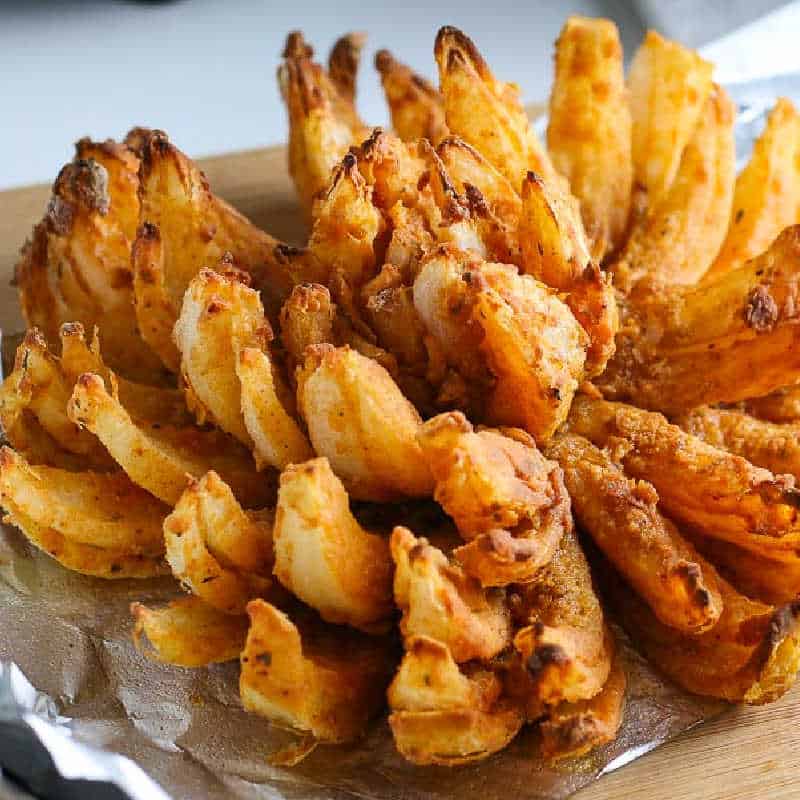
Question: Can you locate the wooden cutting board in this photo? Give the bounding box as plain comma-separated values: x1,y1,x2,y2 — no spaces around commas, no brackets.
2,145,799,800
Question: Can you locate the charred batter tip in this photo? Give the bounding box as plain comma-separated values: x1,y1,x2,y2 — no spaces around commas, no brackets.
59,321,85,338
766,601,800,652
526,170,544,185
137,221,160,241
374,49,395,73
356,127,386,160
744,285,779,332
525,643,568,676
283,31,313,60
123,126,154,157
464,183,489,217
274,243,304,263
435,26,484,71
51,158,110,220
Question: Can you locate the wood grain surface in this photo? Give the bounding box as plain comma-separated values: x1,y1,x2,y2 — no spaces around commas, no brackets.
2,144,799,800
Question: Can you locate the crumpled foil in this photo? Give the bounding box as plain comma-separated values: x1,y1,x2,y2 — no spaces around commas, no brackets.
2,75,799,798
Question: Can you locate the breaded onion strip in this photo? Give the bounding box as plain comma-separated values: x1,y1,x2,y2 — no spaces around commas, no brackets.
434,26,558,188
547,16,632,258
132,596,248,667
548,433,723,633
174,269,312,470
705,98,800,279
388,636,522,765
67,373,271,508
279,31,366,214
627,30,713,206
419,412,571,586
164,471,278,614
568,396,800,561
296,345,433,501
240,599,395,743
390,526,511,662
599,226,800,413
539,648,626,761
676,406,800,481
375,49,448,144
519,172,618,376
613,85,735,288
273,458,393,631
508,527,612,713
606,560,800,704
0,446,166,556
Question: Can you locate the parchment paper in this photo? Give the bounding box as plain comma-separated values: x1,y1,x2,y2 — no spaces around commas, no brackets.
3,79,796,799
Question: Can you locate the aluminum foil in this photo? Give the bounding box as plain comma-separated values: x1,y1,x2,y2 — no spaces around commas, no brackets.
2,75,799,799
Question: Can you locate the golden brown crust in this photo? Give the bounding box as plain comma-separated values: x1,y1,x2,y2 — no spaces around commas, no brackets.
547,16,632,259
388,636,522,765
375,49,448,144
419,412,572,586
567,396,800,562
599,226,800,413
606,558,800,704
240,599,395,743
132,596,248,666
505,527,612,713
539,646,626,761
548,433,723,633
328,32,366,105
390,525,511,661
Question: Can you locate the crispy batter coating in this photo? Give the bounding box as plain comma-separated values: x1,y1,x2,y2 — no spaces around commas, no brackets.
59,322,192,427
676,406,800,481
164,471,279,614
413,248,588,441
240,599,395,742
685,535,800,605
506,527,612,713
434,26,558,189
307,151,384,289
606,559,800,704
539,647,626,761
4,502,166,579
296,345,433,501
568,396,800,562
705,98,800,280
388,636,522,765
133,131,307,370
279,32,367,214
435,136,522,264
390,526,511,661
547,433,723,633
0,329,113,469
15,137,167,384
519,172,618,376
279,283,336,368
744,384,800,424
273,458,393,631
327,32,366,106
418,413,571,586
599,226,800,412
375,49,448,145
67,373,272,507
547,16,632,259
132,596,248,667
0,446,166,557
627,30,714,206
175,269,312,469
175,268,266,442
613,85,735,288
